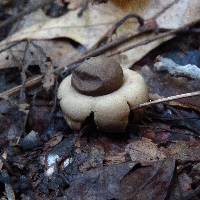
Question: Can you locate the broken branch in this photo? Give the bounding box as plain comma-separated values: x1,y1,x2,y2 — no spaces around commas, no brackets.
0,75,42,98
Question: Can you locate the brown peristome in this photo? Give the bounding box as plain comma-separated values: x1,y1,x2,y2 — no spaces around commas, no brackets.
71,56,124,96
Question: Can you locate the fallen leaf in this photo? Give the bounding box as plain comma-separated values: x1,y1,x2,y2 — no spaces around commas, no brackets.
64,162,135,200
125,137,166,162
120,159,176,200
163,141,200,161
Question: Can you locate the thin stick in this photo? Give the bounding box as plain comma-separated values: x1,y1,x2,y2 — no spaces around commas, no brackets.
0,75,42,98
63,17,200,75
89,13,145,50
132,91,200,110
1,18,200,97
90,0,179,50
110,17,200,56
60,31,145,76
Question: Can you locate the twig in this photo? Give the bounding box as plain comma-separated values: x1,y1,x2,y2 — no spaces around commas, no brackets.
0,0,55,31
1,17,200,97
109,17,200,57
64,16,200,75
0,18,199,98
132,91,200,110
111,13,144,28
60,31,146,76
90,13,145,50
109,29,176,56
91,0,179,50
0,75,42,98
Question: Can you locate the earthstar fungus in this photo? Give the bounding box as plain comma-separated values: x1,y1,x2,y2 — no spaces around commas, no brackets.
58,56,149,132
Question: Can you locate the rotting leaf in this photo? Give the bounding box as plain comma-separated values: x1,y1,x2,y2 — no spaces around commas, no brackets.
120,159,176,200
0,100,28,144
79,146,105,172
139,122,172,144
125,138,166,162
104,152,126,165
64,162,135,200
76,134,130,166
146,105,200,136
162,141,200,161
